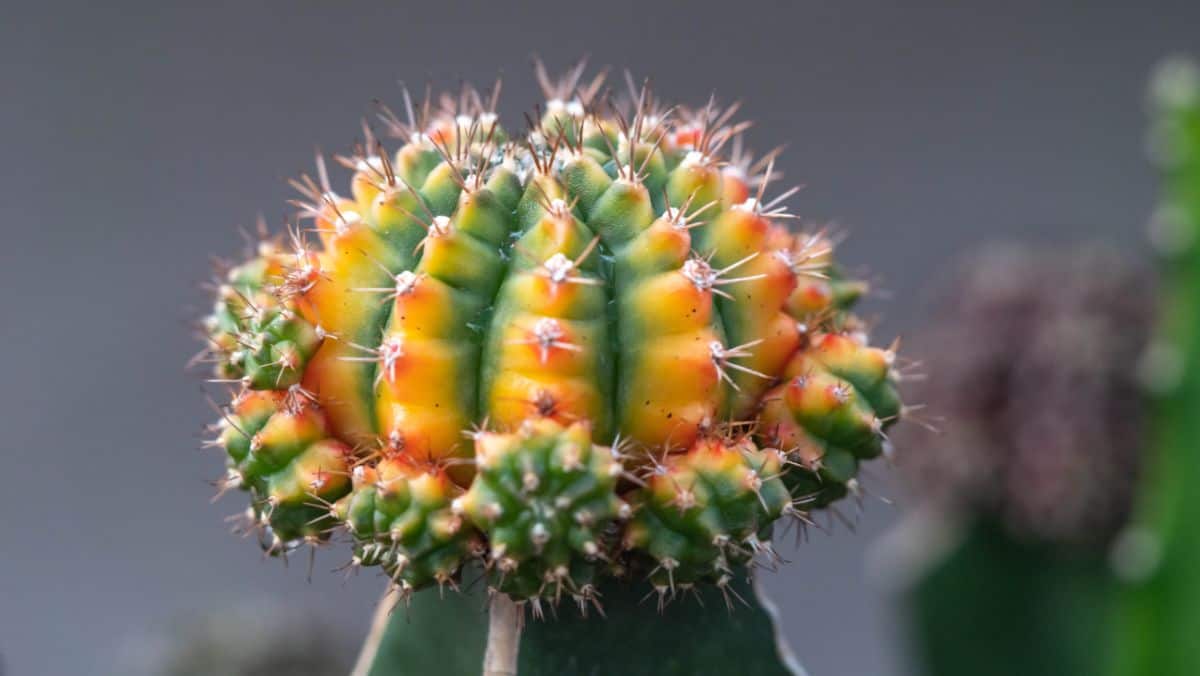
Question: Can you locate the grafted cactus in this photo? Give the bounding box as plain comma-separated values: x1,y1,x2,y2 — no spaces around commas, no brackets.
195,62,906,674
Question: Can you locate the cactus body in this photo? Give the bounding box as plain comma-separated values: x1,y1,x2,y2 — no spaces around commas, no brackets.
887,245,1151,676
198,64,904,605
361,565,803,676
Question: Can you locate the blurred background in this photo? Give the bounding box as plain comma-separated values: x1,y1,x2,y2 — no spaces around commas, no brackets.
3,2,1198,674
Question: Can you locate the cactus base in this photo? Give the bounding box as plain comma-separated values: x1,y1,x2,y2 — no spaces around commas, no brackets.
360,565,804,676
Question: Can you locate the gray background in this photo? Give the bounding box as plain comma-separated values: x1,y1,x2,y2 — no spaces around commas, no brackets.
2,2,1195,674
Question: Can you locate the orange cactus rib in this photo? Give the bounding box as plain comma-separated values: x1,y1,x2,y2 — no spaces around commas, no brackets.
300,222,405,443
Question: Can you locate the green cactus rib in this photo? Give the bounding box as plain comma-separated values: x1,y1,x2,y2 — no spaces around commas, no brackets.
455,419,626,601
335,459,478,592
760,332,901,509
1110,57,1200,676
626,437,793,589
205,255,320,387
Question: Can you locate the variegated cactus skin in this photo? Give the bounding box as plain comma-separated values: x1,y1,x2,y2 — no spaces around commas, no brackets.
198,63,904,606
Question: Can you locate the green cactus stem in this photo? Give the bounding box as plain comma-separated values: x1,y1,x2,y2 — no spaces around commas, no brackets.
1109,56,1200,676
355,566,806,676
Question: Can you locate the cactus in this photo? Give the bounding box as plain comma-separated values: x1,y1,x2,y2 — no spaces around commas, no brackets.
1109,57,1200,676
897,246,1152,546
334,456,478,593
358,566,804,676
196,62,904,673
204,242,325,388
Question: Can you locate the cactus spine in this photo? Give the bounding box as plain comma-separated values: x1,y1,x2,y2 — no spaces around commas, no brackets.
198,63,905,612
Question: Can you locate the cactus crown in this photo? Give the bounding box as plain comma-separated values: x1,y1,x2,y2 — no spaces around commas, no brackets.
197,62,904,611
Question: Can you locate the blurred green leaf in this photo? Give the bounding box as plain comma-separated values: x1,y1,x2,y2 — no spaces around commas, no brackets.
1109,56,1200,676
910,519,1114,676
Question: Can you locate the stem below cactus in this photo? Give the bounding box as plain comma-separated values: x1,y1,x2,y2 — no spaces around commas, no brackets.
355,565,805,676
484,594,522,676
349,586,400,676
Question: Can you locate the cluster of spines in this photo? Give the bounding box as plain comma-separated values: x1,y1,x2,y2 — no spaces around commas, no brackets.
196,62,906,612
625,431,794,608
333,455,478,595
454,419,626,611
200,238,324,389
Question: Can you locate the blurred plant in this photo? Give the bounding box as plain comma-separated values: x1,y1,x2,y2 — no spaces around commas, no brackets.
881,245,1152,676
1109,56,1200,676
883,55,1200,676
902,245,1152,547
122,604,353,676
192,61,908,674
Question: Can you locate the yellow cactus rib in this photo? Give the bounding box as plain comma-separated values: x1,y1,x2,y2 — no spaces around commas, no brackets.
615,250,724,451
482,200,613,439
701,206,801,417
